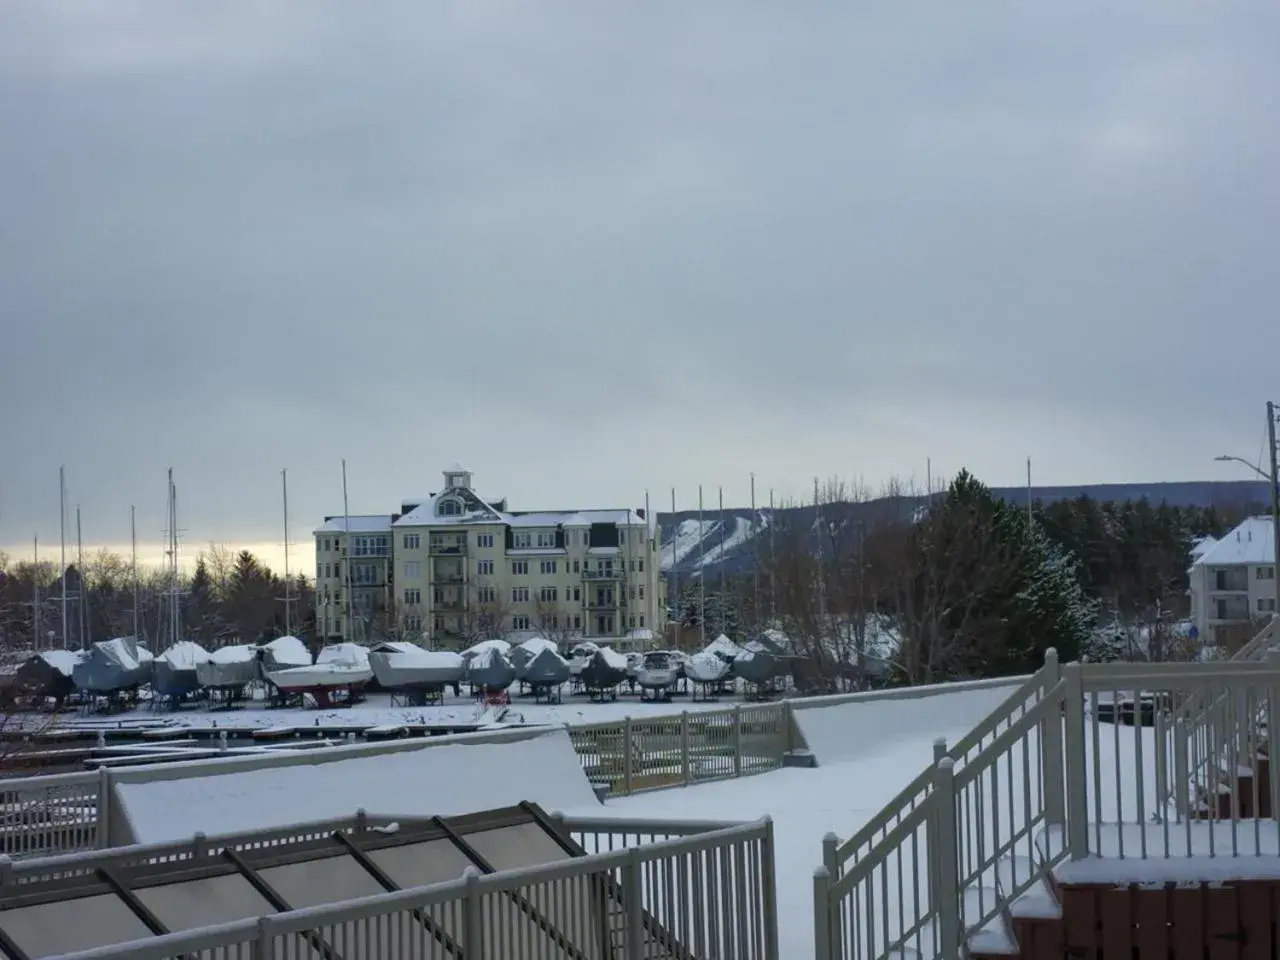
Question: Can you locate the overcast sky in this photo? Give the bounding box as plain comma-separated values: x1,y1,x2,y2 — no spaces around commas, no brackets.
2,0,1278,566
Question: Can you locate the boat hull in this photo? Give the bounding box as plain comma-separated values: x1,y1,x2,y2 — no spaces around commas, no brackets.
368,652,463,690
265,665,374,692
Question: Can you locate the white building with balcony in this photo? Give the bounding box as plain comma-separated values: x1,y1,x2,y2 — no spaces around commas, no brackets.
1188,516,1277,647
313,465,666,650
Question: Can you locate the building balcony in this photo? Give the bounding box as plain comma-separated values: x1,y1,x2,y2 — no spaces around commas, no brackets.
429,543,466,555
583,569,624,580
430,573,465,584
433,600,466,612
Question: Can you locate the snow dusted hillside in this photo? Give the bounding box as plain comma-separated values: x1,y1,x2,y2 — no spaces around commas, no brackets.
654,480,1268,578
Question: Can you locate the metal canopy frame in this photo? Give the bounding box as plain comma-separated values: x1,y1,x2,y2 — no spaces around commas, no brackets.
0,803,685,960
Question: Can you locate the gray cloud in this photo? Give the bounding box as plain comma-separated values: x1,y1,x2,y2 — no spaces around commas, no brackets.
2,0,1278,553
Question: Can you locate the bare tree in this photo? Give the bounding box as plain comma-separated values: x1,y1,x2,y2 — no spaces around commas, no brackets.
451,579,511,648
534,596,580,649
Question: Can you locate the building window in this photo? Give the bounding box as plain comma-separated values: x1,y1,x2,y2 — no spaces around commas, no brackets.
573,586,581,602
513,532,532,548
403,533,420,550
540,560,558,575
351,563,378,585
572,560,580,573
404,615,422,632
595,615,614,635
437,498,462,516
574,615,582,629
629,615,635,629
512,560,529,575
323,538,331,552
477,559,494,576
1260,598,1278,613
639,615,645,627
352,536,389,557
619,530,626,545
540,586,558,603
476,585,496,604
1259,566,1277,580
512,615,531,630
535,531,556,548
477,533,494,548
639,585,645,599
404,588,421,605
512,586,530,602
403,561,420,579
434,616,445,632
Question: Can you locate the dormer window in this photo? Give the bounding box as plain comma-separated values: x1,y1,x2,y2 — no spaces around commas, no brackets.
437,498,462,517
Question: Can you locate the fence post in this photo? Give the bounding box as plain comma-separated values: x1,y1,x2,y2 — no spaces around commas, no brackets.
624,848,644,959
929,738,947,906
96,765,112,849
1063,663,1089,860
760,817,780,959
1040,648,1065,829
782,699,795,755
192,831,207,861
462,866,483,956
1267,650,1280,822
681,711,692,785
812,866,834,960
254,915,275,960
930,758,961,960
733,705,743,777
623,717,634,795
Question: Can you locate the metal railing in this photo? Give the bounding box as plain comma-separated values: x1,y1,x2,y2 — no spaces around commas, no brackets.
814,630,1280,960
0,767,105,858
567,703,789,795
50,818,780,960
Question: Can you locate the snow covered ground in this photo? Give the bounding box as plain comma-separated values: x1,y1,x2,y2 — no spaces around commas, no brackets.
565,684,1020,959
48,689,741,733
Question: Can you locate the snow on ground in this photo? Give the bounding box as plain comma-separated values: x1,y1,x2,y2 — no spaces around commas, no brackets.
565,684,1013,960
116,729,599,844
49,689,741,733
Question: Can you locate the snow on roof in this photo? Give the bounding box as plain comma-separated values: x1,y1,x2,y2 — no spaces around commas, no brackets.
625,628,654,642
444,462,470,475
1190,535,1218,559
157,641,211,669
209,644,257,664
38,650,84,677
115,731,597,845
1193,517,1276,566
313,515,395,535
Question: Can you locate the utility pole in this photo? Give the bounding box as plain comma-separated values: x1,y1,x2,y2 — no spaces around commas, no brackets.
1269,400,1280,618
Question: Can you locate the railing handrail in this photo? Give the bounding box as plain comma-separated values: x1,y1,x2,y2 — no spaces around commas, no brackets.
50,817,773,960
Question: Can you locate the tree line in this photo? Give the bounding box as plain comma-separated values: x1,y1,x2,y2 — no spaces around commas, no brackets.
0,545,315,652
670,471,1242,690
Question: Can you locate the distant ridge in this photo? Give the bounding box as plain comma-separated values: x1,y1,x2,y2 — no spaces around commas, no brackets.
656,479,1271,578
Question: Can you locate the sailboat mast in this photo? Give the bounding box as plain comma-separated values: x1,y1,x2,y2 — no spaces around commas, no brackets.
718,486,726,636
697,485,705,647
282,468,292,636
59,466,67,650
168,469,180,645
769,488,776,621
751,474,759,634
131,505,139,641
76,505,86,651
32,535,42,652
669,488,678,643
342,459,352,644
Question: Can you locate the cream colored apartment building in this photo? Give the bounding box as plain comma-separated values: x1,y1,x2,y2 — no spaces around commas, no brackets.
313,465,666,651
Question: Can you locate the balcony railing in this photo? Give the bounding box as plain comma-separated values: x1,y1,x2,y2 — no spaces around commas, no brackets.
584,569,624,580
429,542,466,555
430,572,465,584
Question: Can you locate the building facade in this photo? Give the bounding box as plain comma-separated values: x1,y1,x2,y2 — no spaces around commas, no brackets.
313,465,666,651
1188,516,1277,647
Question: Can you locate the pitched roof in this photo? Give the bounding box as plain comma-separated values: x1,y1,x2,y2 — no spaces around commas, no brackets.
313,514,395,535
1193,516,1277,566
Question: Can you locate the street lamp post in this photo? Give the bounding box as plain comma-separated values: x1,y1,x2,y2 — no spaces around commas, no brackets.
1216,399,1280,619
